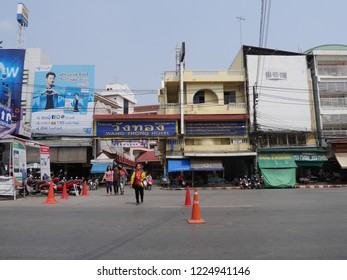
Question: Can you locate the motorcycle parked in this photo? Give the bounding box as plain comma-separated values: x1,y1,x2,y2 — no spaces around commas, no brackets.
18,177,59,196
240,177,249,189
88,178,99,190
54,177,83,195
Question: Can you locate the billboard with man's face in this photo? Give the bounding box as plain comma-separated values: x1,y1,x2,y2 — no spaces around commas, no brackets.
31,65,95,136
0,49,25,122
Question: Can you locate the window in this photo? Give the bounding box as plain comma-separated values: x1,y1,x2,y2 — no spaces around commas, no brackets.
278,134,287,145
298,134,306,145
193,91,205,104
288,134,296,145
224,91,236,104
123,99,129,114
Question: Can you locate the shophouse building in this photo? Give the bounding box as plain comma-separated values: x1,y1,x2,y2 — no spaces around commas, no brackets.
229,45,326,187
158,50,255,186
306,44,347,181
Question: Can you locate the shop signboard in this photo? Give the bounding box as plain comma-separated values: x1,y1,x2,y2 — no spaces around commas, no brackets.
96,120,177,138
40,146,50,180
185,121,246,137
111,140,149,148
247,55,313,132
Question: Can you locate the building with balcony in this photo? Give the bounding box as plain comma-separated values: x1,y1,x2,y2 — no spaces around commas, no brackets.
230,46,326,187
306,44,347,179
158,60,255,185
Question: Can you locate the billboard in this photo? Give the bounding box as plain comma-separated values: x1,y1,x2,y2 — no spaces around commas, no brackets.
31,65,95,136
17,3,29,27
246,55,313,132
0,49,25,121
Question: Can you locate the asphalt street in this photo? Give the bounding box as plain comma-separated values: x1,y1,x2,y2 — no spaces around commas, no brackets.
1,186,347,260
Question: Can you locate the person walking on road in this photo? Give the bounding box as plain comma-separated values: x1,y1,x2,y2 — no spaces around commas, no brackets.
129,163,146,205
119,166,128,195
102,165,113,196
112,161,120,195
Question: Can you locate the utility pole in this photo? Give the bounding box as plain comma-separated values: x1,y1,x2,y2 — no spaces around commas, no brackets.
236,16,245,46
253,83,258,175
179,42,185,136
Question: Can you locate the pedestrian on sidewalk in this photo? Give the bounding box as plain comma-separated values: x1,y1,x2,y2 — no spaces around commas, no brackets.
129,163,146,205
119,166,128,195
102,165,113,196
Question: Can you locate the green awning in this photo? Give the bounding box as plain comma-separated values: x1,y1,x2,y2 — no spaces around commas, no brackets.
258,159,297,169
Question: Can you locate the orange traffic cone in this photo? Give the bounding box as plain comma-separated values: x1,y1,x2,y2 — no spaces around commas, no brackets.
61,182,68,200
43,181,58,204
81,180,88,196
184,185,192,207
187,188,205,224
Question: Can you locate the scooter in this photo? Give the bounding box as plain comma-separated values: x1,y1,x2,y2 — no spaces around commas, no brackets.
240,177,249,189
88,178,99,190
54,177,83,195
18,177,58,196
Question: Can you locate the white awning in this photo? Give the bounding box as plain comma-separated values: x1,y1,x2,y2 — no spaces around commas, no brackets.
190,159,224,171
335,153,347,169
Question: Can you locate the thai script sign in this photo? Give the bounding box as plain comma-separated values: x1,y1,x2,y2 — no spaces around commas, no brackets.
96,120,177,138
185,121,246,137
292,153,328,161
111,140,149,148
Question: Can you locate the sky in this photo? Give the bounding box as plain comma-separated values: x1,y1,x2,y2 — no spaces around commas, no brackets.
1,0,347,105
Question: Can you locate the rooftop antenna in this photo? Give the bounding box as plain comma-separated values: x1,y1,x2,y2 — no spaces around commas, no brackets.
16,3,29,49
236,16,245,46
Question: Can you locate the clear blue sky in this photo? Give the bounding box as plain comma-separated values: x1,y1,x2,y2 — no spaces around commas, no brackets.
1,0,347,105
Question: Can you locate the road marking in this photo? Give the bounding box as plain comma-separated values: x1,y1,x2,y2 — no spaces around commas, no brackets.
160,205,252,208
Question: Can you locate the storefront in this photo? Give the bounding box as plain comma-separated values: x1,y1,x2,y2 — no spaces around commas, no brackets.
0,136,49,199
166,158,224,187
258,154,297,188
258,149,328,187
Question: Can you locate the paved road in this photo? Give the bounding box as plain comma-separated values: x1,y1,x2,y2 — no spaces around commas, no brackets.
1,187,347,260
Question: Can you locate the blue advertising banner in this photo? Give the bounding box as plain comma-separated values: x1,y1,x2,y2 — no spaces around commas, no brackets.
185,121,247,137
96,120,177,138
0,104,12,128
31,65,95,136
0,49,25,121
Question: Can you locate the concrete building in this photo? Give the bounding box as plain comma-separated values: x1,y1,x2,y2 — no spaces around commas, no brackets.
158,54,255,185
306,44,347,180
230,45,326,187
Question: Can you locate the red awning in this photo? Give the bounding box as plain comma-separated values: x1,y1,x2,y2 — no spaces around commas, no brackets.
136,151,159,163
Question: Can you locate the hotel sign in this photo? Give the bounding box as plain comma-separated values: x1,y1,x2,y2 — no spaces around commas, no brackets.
96,120,177,138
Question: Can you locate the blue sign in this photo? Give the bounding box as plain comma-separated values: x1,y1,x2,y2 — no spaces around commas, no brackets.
0,49,25,121
96,120,177,137
0,104,12,128
185,121,247,136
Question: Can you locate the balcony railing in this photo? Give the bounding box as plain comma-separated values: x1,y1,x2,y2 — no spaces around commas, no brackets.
164,70,245,81
322,130,347,137
318,65,347,77
319,81,347,93
160,102,247,114
320,97,347,108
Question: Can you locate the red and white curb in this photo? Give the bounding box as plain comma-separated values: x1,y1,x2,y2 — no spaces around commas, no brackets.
295,184,347,189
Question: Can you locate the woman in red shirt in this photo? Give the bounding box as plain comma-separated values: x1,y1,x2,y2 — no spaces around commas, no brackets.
129,163,146,205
